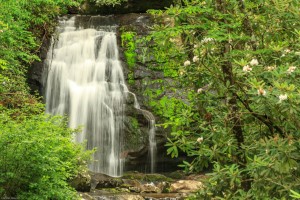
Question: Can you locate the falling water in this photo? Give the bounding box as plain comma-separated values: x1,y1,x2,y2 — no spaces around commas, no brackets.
124,89,157,173
44,16,125,177
44,15,156,176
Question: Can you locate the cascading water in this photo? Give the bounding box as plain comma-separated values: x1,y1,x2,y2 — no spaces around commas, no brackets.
43,16,156,176
44,16,124,177
123,88,157,173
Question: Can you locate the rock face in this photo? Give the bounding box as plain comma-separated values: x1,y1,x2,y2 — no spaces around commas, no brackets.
27,13,185,174
80,0,173,15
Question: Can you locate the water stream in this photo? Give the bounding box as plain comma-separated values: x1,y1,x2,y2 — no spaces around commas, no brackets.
43,16,156,176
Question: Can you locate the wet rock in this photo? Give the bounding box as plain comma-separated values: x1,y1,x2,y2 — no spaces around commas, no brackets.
91,173,123,189
157,181,171,193
79,192,94,200
141,183,161,193
117,195,145,200
122,179,143,193
122,172,173,182
70,170,91,192
109,194,145,200
169,180,203,193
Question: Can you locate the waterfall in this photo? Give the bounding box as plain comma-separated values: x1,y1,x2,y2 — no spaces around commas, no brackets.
44,15,156,176
44,16,124,177
123,88,157,173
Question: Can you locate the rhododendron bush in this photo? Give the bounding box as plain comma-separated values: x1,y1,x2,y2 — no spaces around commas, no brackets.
141,0,300,198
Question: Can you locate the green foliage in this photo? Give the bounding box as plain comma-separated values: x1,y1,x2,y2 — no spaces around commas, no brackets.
92,0,127,6
0,1,90,199
121,31,137,85
0,109,91,199
121,31,137,69
0,0,82,98
145,0,300,199
290,190,300,199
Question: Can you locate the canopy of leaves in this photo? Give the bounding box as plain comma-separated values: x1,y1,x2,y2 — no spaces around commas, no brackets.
141,0,300,198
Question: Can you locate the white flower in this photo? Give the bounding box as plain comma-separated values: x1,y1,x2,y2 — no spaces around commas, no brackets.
265,149,269,154
250,58,259,66
197,137,203,143
279,94,288,102
0,30,3,33
2,81,5,85
201,37,214,44
184,60,191,66
284,49,291,54
197,88,203,93
257,88,266,96
266,66,276,71
287,66,296,74
194,44,199,48
243,65,252,72
193,56,199,62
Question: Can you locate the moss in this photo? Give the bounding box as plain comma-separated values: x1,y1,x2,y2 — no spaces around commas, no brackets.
122,172,173,182
123,172,144,180
164,170,186,180
144,174,173,182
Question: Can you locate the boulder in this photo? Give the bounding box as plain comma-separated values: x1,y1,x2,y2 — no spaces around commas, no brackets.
70,170,91,192
113,194,144,200
169,180,203,193
141,183,161,193
122,179,143,193
91,173,123,189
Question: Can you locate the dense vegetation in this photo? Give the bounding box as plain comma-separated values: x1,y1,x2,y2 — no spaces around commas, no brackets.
134,0,300,199
1,0,300,199
92,0,127,6
0,0,91,199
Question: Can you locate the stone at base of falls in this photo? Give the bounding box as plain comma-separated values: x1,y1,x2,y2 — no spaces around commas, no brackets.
80,193,145,200
73,171,205,200
70,170,91,192
169,180,203,193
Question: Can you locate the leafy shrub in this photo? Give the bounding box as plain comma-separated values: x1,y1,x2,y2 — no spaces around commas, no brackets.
0,109,91,199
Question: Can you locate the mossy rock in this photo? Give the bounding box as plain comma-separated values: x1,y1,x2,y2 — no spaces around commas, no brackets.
122,171,144,180
122,171,173,182
144,174,173,182
164,170,186,180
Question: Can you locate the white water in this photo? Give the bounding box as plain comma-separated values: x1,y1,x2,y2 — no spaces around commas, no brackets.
44,16,156,176
44,16,124,177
